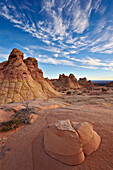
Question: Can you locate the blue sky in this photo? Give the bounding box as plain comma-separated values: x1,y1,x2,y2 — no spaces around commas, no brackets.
0,0,113,80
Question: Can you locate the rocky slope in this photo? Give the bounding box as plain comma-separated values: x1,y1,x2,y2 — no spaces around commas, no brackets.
0,48,58,105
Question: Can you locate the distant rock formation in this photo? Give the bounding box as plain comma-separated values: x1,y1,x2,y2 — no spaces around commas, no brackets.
0,48,58,105
44,119,101,165
78,77,95,88
106,81,113,87
50,73,80,89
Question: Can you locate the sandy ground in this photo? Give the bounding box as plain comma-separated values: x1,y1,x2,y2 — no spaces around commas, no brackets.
0,90,113,170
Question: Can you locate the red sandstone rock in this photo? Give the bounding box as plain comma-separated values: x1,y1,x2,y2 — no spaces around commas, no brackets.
44,120,101,165
0,48,58,105
44,120,85,165
50,73,80,89
106,81,113,87
78,77,95,88
24,57,43,78
72,121,101,156
45,78,56,89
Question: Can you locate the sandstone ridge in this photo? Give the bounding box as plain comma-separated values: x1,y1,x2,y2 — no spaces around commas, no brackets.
78,77,95,88
50,73,80,89
0,48,58,105
44,119,101,165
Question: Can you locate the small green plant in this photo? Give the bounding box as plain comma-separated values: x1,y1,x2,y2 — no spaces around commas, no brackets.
0,119,21,132
0,101,37,132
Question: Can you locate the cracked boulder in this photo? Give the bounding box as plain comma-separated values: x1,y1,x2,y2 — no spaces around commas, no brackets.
44,119,101,165
0,48,58,105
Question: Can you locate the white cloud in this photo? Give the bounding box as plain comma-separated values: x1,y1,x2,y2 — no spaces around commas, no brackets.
0,5,23,24
67,56,113,71
17,45,34,55
54,54,58,57
36,57,75,66
29,45,62,53
0,54,8,60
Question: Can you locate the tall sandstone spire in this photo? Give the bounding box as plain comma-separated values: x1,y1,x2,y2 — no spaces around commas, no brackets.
0,48,58,105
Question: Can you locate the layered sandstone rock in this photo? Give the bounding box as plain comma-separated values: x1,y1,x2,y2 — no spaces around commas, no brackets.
78,77,95,88
50,73,80,89
72,121,101,156
45,78,56,89
44,119,101,165
0,48,58,105
106,81,113,87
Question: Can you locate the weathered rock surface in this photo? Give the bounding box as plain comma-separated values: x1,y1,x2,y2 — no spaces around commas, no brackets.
0,48,58,105
72,121,101,156
78,77,95,88
0,93,113,170
50,74,80,89
106,81,113,87
45,77,56,89
44,119,101,165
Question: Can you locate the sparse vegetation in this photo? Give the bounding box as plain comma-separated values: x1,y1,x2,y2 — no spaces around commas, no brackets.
83,90,87,93
67,91,71,95
102,88,107,92
0,102,37,132
0,119,21,132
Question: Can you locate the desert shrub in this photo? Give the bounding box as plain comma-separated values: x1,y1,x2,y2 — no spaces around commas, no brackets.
62,88,67,91
0,102,37,132
83,90,87,93
0,119,21,132
77,93,82,95
102,88,107,92
67,91,71,95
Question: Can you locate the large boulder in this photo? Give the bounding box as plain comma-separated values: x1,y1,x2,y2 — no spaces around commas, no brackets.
72,121,101,156
0,48,58,105
44,119,101,165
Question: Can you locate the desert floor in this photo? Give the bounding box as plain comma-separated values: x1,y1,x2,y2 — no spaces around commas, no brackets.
0,90,113,170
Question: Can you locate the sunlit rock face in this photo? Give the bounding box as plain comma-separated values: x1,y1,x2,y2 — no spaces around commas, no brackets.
78,77,95,88
50,73,80,89
0,48,58,105
44,119,101,165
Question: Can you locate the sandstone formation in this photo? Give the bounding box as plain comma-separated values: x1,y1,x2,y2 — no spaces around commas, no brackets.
44,119,101,165
50,74,80,89
45,77,56,89
0,48,58,105
106,81,113,87
78,77,95,88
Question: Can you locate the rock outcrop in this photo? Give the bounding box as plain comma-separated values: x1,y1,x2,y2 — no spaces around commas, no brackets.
78,77,95,88
50,74,80,89
45,78,56,89
0,48,58,105
106,81,113,87
44,119,101,165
